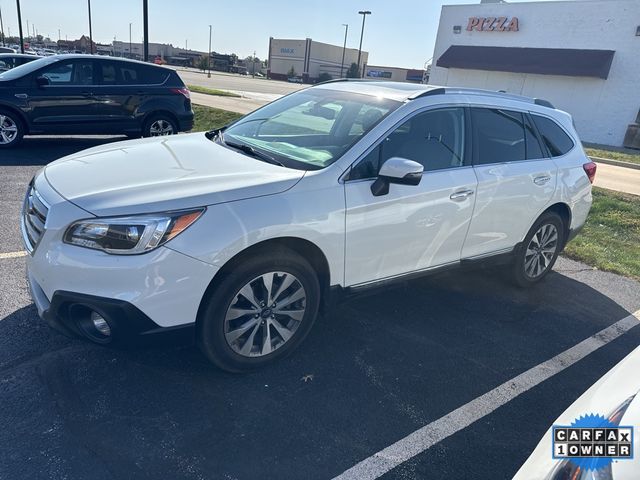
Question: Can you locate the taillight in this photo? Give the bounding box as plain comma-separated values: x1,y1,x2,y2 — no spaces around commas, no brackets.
583,161,597,184
171,87,190,99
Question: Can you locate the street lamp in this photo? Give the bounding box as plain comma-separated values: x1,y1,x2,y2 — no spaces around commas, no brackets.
208,25,212,78
340,24,348,78
16,0,24,53
356,10,371,78
129,23,132,59
87,0,94,54
0,5,5,47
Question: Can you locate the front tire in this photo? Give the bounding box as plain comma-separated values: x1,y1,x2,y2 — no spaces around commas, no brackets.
511,212,564,287
197,249,321,372
0,109,24,148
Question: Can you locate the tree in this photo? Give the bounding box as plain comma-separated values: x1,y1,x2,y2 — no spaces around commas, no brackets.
317,72,332,83
346,62,360,78
197,56,209,72
287,66,296,78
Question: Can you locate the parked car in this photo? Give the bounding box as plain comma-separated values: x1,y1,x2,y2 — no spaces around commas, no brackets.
0,47,17,54
0,54,193,147
514,345,640,479
22,81,594,371
0,53,39,73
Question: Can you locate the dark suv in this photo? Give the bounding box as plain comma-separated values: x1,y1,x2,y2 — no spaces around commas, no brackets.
0,55,193,148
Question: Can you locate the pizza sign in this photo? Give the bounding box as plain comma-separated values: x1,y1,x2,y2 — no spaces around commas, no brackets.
466,16,519,32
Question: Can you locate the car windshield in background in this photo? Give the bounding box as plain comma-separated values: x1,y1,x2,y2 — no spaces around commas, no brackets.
0,55,58,80
220,88,401,169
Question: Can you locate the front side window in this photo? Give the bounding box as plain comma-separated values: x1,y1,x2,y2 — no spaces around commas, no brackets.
350,107,466,180
219,89,400,169
39,60,93,85
531,114,574,157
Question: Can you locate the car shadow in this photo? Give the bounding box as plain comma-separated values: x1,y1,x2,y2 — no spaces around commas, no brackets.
0,136,127,166
0,266,637,480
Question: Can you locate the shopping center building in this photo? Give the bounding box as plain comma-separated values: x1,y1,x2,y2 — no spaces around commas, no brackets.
430,0,640,147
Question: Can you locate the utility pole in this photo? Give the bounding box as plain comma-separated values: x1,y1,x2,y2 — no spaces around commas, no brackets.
0,5,5,46
87,0,94,54
356,10,371,78
340,24,348,78
208,25,212,78
142,0,149,61
16,0,24,53
129,22,132,59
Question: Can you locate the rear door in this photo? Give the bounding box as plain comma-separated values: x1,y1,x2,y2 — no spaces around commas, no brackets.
344,106,477,286
461,107,556,259
26,58,97,133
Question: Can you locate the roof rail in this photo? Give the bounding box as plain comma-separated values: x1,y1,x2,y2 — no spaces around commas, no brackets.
412,86,556,109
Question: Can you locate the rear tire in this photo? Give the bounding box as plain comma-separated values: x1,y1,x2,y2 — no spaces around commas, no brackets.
511,212,564,287
0,108,25,148
197,249,321,372
142,113,178,137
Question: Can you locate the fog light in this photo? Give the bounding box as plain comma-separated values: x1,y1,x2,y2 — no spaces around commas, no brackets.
90,311,111,337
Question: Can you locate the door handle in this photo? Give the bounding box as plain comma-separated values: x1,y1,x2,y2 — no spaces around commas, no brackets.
533,175,551,186
449,189,475,201
14,93,28,99
80,91,93,97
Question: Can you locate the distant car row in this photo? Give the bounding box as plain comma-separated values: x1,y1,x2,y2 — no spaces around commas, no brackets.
0,46,84,56
0,54,194,147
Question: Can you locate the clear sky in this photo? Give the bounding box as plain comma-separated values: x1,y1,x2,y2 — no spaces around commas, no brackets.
1,0,570,68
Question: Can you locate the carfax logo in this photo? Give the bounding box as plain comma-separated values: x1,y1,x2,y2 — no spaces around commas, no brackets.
552,413,634,471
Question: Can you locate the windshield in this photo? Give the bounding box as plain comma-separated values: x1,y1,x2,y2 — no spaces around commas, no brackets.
0,55,58,81
220,88,400,169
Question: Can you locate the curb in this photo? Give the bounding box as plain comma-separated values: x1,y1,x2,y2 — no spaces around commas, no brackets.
589,156,640,171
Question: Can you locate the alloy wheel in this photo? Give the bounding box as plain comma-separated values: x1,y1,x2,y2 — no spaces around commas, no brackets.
0,115,18,145
149,119,174,136
524,223,559,279
224,271,307,357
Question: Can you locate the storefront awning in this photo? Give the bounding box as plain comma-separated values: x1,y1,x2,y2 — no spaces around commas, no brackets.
436,46,615,79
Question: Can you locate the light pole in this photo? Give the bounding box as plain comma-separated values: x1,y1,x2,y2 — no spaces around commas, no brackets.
0,5,5,46
87,0,94,54
340,23,348,78
208,25,212,78
129,23,132,59
356,10,371,78
142,0,149,62
16,0,24,53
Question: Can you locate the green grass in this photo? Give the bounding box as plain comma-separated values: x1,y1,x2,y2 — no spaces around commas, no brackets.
192,104,243,132
188,85,241,98
584,147,640,165
564,187,640,280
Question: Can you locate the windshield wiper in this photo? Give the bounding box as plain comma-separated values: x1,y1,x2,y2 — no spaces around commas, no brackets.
205,126,227,140
223,140,285,167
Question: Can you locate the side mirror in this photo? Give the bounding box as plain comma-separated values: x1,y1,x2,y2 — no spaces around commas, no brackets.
371,157,423,197
36,75,50,87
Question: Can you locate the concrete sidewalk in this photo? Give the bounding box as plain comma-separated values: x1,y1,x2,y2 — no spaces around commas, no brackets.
594,162,640,196
191,91,268,115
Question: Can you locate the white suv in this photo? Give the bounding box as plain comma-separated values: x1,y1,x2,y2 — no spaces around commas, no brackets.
22,81,595,371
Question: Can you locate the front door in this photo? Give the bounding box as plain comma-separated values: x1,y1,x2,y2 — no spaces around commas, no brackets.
344,107,477,286
26,58,97,133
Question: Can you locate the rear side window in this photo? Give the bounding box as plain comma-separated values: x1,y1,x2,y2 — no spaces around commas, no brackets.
144,66,169,84
472,108,525,165
119,65,142,84
531,114,574,157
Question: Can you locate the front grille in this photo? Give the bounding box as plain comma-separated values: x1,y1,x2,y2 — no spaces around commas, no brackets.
21,183,50,254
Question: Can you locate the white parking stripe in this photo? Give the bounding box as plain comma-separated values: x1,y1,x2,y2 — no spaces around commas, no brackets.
333,310,640,480
0,251,27,260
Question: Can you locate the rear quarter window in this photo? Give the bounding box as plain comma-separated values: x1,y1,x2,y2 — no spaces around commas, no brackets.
531,114,575,157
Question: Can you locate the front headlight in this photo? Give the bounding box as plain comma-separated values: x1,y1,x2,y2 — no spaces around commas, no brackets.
63,209,204,255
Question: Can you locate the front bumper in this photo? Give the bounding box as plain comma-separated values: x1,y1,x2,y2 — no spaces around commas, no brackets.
29,274,195,346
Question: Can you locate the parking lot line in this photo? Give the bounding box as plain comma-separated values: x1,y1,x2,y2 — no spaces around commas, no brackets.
0,251,27,260
333,309,640,480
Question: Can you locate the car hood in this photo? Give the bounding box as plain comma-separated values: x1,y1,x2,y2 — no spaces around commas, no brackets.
513,345,640,480
43,133,306,216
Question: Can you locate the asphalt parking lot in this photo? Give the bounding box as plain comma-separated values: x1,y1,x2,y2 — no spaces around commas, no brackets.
1,137,640,480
